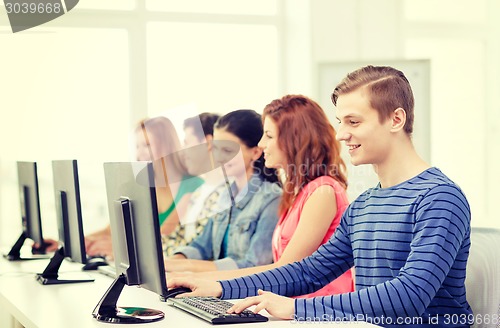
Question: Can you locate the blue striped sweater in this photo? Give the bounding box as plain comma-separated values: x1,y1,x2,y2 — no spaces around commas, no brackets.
219,168,472,327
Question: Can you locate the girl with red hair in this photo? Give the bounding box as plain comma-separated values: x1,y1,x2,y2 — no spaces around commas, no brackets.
171,95,354,297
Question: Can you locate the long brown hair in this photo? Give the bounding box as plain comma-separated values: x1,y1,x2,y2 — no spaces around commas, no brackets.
136,116,187,185
263,95,347,214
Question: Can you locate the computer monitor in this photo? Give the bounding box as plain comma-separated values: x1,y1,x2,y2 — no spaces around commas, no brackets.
4,161,50,261
93,161,167,324
35,160,94,285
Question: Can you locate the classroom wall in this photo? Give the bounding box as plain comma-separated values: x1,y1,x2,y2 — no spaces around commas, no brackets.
0,1,285,248
306,0,500,228
1,0,498,249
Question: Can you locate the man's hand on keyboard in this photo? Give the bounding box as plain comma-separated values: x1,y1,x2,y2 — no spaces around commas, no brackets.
167,276,223,298
227,289,294,320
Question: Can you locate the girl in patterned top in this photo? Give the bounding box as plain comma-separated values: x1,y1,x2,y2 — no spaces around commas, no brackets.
85,116,202,258
168,94,354,297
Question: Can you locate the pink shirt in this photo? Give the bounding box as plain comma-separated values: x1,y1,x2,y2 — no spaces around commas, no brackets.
272,176,354,297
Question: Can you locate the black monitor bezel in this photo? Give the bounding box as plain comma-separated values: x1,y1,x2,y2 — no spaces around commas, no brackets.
3,161,50,261
93,161,167,323
35,159,95,285
105,161,167,296
51,159,87,264
18,161,44,245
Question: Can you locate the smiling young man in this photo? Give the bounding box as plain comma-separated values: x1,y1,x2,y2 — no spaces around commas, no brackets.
167,66,472,327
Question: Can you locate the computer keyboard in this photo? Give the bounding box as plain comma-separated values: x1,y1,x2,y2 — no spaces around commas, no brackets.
168,296,268,324
97,264,116,278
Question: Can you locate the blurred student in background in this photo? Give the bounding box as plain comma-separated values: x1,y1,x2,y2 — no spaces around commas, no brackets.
164,109,282,272
170,95,354,297
163,112,224,256
85,116,203,258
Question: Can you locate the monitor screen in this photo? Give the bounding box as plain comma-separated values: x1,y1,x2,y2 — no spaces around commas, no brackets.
35,160,95,285
93,161,167,323
3,161,49,261
18,161,44,245
52,159,87,264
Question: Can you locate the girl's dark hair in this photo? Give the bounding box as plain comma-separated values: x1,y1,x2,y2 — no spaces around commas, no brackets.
215,109,279,184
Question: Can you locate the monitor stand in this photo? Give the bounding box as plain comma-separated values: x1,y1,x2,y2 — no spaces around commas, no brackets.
36,247,95,285
3,231,51,261
93,275,164,323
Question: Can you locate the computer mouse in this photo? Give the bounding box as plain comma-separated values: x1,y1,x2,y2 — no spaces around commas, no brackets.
82,257,108,271
165,287,192,299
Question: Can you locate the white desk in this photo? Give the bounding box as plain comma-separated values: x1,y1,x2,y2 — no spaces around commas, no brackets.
0,257,379,328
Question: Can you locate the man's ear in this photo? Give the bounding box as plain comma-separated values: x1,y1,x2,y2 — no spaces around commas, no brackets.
390,108,407,132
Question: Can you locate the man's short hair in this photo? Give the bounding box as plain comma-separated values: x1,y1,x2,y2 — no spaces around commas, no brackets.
183,112,221,141
331,65,415,134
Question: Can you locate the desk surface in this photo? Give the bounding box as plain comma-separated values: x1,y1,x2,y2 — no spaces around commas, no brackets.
0,256,379,328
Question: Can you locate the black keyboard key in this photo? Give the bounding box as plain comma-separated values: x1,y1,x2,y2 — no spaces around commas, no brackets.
168,297,268,324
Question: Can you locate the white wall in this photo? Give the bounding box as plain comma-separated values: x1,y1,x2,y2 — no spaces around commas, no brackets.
0,0,498,250
0,1,283,248
308,0,500,228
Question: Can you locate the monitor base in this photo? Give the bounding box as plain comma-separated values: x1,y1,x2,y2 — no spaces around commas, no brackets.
3,253,51,261
36,273,94,285
93,307,164,323
35,247,94,285
4,232,51,261
92,275,165,324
